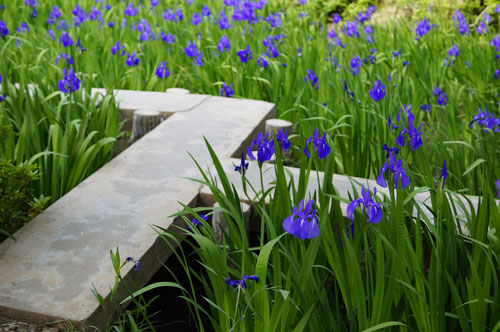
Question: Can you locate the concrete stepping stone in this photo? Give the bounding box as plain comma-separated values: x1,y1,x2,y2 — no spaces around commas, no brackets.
0,95,274,330
199,159,492,235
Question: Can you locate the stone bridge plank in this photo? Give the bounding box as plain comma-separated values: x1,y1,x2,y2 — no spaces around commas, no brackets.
0,94,274,329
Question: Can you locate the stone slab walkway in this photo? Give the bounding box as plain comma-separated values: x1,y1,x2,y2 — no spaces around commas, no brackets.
199,159,488,235
0,90,274,330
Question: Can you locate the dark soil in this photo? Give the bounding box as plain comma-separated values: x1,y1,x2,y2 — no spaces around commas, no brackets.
134,240,212,332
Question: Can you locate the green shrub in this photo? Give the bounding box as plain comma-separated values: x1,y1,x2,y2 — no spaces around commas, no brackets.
0,158,49,241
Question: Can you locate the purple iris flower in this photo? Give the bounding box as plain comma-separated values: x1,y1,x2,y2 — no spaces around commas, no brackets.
57,19,69,31
343,20,359,38
436,93,448,106
257,56,269,68
327,29,336,39
415,17,430,40
47,6,61,25
155,62,170,79
17,22,29,33
247,132,274,163
382,145,399,159
332,13,341,24
269,36,284,45
441,160,447,190
377,155,410,189
283,199,320,240
201,5,211,17
392,49,401,57
387,115,400,131
234,152,249,176
266,13,282,28
469,107,500,132
76,37,86,52
220,82,234,97
448,44,459,56
421,104,431,112
184,41,203,66
126,257,142,271
364,55,376,65
160,31,176,44
276,129,291,151
496,5,500,13
124,3,138,16
150,0,159,7
496,179,500,199
232,2,258,24
347,186,382,223
453,10,469,35
350,56,362,76
433,86,447,106
432,86,442,97
266,45,279,58
357,11,369,23
304,128,330,159
191,12,202,25
176,8,183,21
237,45,252,63
491,35,500,52
48,29,56,40
89,7,102,22
55,53,73,65
72,4,87,26
444,45,459,66
298,0,307,4
369,79,386,102
187,214,208,231
57,68,81,93
111,41,125,56
126,53,140,67
304,69,319,90
217,35,230,52
477,21,488,35
59,32,74,47
0,20,8,36
225,275,259,289
364,25,373,35
218,10,231,30
163,8,176,21
395,105,423,151
343,81,355,100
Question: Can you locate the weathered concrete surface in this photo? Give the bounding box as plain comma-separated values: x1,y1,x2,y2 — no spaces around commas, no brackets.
91,88,211,131
199,159,489,234
91,88,209,114
0,95,274,330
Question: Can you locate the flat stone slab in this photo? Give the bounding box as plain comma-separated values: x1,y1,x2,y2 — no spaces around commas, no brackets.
199,159,490,234
91,88,209,114
0,95,274,330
